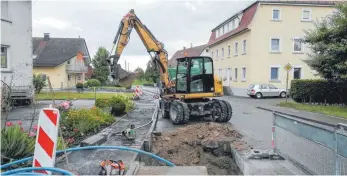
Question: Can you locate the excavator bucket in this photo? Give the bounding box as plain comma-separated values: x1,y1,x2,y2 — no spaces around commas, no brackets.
111,64,140,88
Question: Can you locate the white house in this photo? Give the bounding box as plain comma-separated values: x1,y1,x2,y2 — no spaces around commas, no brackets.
1,0,33,89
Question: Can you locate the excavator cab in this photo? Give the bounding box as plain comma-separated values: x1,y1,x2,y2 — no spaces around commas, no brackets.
175,57,214,94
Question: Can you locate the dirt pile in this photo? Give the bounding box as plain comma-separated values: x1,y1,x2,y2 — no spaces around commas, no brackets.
151,122,247,175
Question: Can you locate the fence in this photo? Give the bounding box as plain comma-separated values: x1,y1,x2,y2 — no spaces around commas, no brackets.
273,112,347,175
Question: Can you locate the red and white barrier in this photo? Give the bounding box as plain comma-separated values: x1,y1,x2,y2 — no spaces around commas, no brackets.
271,126,275,150
32,108,60,174
135,86,143,97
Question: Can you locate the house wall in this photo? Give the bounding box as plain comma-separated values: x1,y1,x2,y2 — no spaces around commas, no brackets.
1,1,33,87
33,56,87,89
209,31,252,90
249,3,335,89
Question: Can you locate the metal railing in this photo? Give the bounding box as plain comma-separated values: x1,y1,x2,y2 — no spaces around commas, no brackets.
66,65,88,73
273,112,347,175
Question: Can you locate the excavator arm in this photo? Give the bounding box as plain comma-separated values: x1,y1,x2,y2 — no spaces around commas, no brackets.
107,9,171,91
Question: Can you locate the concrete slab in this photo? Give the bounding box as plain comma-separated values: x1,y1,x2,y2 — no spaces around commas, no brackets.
136,166,208,175
80,135,106,147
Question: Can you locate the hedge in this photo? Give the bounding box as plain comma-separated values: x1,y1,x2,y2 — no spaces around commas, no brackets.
290,79,347,104
85,79,101,87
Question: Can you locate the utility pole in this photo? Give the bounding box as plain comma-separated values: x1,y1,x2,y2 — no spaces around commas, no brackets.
128,63,130,72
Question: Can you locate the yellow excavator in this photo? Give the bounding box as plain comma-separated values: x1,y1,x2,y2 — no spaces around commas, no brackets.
107,9,232,124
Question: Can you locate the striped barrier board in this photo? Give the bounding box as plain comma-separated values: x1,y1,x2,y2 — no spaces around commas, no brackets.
32,108,60,174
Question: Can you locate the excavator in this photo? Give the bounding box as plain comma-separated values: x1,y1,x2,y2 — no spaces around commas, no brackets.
107,9,232,124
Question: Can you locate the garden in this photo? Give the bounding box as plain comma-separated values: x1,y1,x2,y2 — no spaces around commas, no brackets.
1,93,134,168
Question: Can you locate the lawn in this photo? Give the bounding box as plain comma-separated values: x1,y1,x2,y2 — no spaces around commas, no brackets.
278,102,347,119
36,92,134,100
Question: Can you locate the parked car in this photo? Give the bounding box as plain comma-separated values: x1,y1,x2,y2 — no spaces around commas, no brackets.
247,84,287,99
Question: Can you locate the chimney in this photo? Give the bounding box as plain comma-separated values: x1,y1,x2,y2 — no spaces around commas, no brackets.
183,47,186,50
44,33,50,41
190,43,193,48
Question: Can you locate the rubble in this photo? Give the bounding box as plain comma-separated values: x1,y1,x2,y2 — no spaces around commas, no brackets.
151,122,247,175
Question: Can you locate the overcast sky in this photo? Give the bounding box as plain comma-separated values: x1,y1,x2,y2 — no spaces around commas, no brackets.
33,0,255,71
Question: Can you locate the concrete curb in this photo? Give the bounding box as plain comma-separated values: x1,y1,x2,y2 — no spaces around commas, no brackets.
126,101,159,175
230,144,250,175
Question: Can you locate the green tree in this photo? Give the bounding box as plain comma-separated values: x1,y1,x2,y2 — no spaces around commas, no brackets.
134,67,145,80
91,47,110,85
144,60,159,83
33,74,47,94
304,2,347,80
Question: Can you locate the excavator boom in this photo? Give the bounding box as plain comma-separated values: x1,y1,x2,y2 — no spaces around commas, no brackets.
107,9,171,91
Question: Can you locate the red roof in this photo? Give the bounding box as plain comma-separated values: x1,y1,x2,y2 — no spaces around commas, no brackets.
168,44,207,67
207,2,258,47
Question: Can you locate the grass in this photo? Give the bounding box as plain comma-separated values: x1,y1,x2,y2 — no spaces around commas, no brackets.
36,92,134,100
278,102,347,119
132,79,154,85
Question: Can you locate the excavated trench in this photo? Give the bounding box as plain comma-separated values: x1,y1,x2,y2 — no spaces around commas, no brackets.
139,122,248,175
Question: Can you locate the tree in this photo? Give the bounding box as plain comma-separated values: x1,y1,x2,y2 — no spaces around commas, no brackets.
91,47,110,85
33,74,47,94
144,60,159,83
304,2,347,81
134,67,145,80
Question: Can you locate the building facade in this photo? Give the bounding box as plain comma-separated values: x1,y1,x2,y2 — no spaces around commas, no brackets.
168,44,208,68
207,1,337,96
1,1,33,87
32,33,91,89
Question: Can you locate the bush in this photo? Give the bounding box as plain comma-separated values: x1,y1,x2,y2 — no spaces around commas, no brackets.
76,83,84,88
33,74,47,94
290,79,347,104
86,79,101,87
60,107,115,146
95,94,134,113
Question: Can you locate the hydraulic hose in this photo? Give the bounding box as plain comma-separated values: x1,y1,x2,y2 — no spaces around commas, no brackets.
2,167,74,175
1,145,175,170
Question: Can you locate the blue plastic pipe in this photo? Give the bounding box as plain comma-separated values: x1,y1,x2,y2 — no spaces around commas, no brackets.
1,145,175,170
2,167,74,175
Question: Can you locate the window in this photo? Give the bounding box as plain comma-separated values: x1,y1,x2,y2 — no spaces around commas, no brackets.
1,46,8,69
218,69,223,77
270,67,279,80
217,29,220,37
221,48,224,58
234,42,238,56
242,67,246,81
302,9,311,21
242,40,247,54
68,74,71,81
234,68,238,80
232,20,235,30
67,60,71,64
229,68,232,81
222,25,225,35
272,8,281,20
204,58,213,74
293,67,302,79
216,49,219,60
77,74,82,80
271,38,280,52
235,18,239,28
227,22,230,32
268,84,277,89
293,38,304,52
228,45,231,56
211,52,214,59
260,84,269,89
1,1,9,19
220,28,222,36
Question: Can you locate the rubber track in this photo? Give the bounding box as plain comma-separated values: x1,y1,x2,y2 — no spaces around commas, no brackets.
178,101,190,124
170,101,184,124
219,100,232,122
213,100,228,122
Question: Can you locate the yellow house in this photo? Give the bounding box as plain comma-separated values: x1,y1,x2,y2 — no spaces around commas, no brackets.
33,33,91,89
207,0,338,96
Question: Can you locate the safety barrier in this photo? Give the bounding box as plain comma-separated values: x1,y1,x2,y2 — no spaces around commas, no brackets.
273,112,347,175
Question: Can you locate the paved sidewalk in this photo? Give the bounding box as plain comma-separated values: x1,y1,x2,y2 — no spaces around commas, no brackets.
257,104,347,126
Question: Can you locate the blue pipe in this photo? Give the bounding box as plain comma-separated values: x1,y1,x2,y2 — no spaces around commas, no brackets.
2,167,74,175
1,145,175,170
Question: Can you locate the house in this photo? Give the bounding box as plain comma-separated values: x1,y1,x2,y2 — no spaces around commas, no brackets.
32,33,91,89
207,0,338,96
1,1,33,89
168,44,208,68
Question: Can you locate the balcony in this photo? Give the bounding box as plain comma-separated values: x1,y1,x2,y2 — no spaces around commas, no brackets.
66,65,88,73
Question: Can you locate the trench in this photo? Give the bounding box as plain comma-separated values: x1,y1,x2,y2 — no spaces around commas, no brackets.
136,122,245,175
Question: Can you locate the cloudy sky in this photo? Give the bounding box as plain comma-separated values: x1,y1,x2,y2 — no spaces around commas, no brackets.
33,0,255,71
